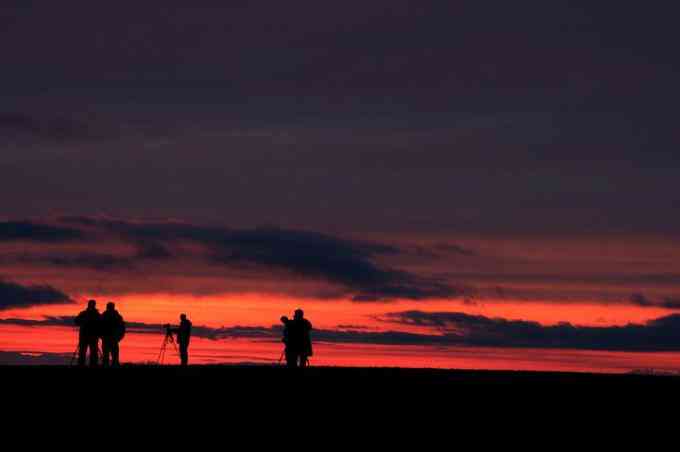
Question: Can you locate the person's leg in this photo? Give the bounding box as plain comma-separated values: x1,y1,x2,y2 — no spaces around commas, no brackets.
78,340,87,367
180,344,188,366
89,339,98,367
285,350,296,368
112,341,120,366
102,340,110,367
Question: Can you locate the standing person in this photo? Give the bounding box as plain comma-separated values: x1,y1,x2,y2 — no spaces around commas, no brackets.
169,313,192,366
290,309,313,368
74,300,101,367
100,302,125,367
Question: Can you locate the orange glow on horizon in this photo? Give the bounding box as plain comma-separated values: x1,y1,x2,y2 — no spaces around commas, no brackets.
1,293,671,328
2,325,680,374
2,291,679,373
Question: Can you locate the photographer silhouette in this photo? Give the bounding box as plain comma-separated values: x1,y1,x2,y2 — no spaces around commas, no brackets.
165,314,192,366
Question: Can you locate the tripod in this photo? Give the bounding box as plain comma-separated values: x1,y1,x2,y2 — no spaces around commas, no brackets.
70,341,104,366
157,329,179,364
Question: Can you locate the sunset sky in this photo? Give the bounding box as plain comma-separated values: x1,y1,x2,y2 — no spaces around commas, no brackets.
2,2,680,372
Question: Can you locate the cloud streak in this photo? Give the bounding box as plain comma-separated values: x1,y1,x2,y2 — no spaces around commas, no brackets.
630,293,680,310
0,350,72,365
381,311,680,351
57,218,461,301
0,221,83,242
36,253,134,272
1,217,678,307
0,280,72,310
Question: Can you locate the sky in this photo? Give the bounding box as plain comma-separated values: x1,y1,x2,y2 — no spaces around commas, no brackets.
1,2,680,372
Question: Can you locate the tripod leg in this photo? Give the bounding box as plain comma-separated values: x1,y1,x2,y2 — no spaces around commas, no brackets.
168,338,182,363
157,339,167,364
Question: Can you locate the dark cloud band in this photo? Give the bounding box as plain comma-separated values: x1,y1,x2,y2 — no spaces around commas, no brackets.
57,218,461,301
0,221,83,242
0,280,72,310
381,311,680,352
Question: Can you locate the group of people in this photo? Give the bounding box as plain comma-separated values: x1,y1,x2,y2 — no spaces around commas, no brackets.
74,300,193,367
74,300,126,367
280,309,313,368
74,301,313,368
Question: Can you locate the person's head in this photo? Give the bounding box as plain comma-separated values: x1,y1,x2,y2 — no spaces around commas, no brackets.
87,299,96,309
294,309,304,320
106,302,115,311
180,313,187,322
280,315,288,324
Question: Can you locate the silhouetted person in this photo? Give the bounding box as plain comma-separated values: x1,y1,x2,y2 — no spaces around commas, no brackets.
288,309,313,368
280,315,295,367
100,302,125,367
74,299,101,367
169,313,192,366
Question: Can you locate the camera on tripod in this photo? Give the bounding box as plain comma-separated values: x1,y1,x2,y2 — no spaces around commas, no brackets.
157,323,178,364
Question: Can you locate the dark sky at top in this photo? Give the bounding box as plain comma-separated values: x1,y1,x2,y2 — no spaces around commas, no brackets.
2,2,679,236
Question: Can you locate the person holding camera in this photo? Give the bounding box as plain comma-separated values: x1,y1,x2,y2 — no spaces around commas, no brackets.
168,313,192,366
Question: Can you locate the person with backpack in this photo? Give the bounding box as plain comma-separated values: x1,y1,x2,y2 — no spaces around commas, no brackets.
100,302,125,367
288,309,313,368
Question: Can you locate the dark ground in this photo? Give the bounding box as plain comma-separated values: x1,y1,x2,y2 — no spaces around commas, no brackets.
4,365,677,437
6,364,679,403
7,363,680,394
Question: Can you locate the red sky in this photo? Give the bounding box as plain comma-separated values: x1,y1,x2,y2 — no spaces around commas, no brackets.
2,3,680,373
1,219,680,373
